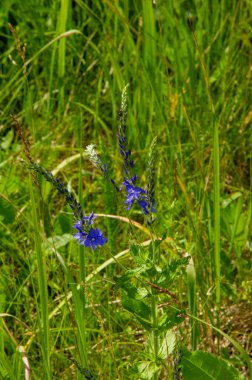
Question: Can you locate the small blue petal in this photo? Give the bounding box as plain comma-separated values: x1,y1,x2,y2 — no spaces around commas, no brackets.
82,228,107,250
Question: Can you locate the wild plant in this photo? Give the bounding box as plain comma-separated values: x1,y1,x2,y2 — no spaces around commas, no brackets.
26,86,250,380
86,85,190,379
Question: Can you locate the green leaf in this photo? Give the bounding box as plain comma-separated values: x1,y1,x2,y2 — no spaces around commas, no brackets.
158,331,176,359
119,280,149,300
121,295,151,318
121,295,152,329
181,348,245,380
158,309,185,331
129,241,147,265
136,361,160,380
43,234,72,252
148,237,163,257
157,257,190,288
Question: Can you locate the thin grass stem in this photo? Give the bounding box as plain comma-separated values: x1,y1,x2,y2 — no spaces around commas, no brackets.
29,178,51,379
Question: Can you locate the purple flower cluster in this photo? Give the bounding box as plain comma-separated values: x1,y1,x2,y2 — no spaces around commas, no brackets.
123,177,156,217
118,85,156,221
73,212,107,250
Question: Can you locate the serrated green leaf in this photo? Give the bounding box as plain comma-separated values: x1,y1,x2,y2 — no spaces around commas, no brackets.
121,295,152,329
148,238,163,258
128,266,149,276
158,310,185,331
121,295,151,318
158,331,176,359
181,348,245,380
141,264,160,279
157,257,190,288
136,361,160,380
136,287,149,299
129,241,146,265
119,280,149,300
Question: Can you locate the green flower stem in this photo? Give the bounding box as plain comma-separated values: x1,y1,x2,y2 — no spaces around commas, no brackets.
151,291,159,380
150,227,159,379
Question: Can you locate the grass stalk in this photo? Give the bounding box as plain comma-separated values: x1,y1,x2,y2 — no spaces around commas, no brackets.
76,114,88,376
76,113,85,283
57,0,69,115
213,111,221,338
142,0,156,74
55,250,88,372
191,27,221,343
187,256,197,350
29,178,51,379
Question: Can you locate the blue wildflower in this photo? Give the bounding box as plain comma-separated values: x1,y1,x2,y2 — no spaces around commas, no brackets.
138,199,149,215
82,211,95,225
122,174,156,218
73,228,87,244
116,87,157,221
123,180,149,214
73,213,107,250
27,165,107,249
82,228,108,250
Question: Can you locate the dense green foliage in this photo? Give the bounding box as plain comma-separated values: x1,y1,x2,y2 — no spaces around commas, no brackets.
0,1,251,379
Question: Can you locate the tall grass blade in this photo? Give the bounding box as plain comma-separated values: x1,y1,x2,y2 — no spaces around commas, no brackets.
29,179,51,379
57,0,70,115
213,112,221,337
186,256,197,350
54,250,88,372
191,26,221,341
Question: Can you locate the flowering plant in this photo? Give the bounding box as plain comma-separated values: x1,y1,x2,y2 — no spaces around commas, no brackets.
85,85,190,379
27,164,107,250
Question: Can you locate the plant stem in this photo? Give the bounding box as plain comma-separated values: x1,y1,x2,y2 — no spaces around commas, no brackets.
30,178,51,379
150,227,159,379
76,113,88,375
151,291,159,380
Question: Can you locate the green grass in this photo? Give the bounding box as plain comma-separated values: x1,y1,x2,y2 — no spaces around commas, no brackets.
0,1,251,379
30,181,51,378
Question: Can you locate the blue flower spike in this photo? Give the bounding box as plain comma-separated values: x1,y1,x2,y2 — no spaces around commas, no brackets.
26,163,108,250
73,213,107,250
118,85,157,222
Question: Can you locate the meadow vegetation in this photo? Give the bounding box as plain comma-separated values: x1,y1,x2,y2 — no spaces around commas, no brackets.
0,1,251,379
